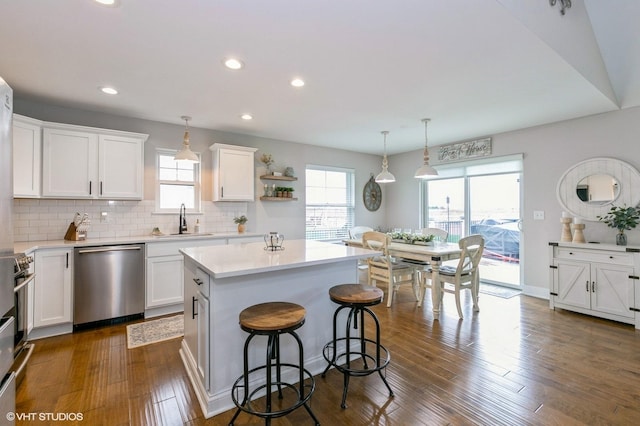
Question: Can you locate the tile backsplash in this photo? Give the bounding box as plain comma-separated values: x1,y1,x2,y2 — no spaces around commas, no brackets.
13,199,247,242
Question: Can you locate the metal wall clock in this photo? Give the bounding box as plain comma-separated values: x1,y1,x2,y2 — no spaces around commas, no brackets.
363,175,382,211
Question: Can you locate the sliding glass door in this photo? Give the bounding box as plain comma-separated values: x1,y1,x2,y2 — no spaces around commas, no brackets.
422,156,522,287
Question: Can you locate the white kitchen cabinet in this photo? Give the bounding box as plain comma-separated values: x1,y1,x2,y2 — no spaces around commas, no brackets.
12,114,42,198
33,248,73,329
145,238,225,318
210,143,257,201
183,259,210,391
42,122,147,199
549,243,639,327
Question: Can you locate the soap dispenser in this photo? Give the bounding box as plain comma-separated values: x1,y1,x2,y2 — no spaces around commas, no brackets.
194,219,201,234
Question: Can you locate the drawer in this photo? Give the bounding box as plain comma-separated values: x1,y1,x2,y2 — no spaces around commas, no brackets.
0,317,15,376
147,238,225,257
195,268,210,298
555,247,633,265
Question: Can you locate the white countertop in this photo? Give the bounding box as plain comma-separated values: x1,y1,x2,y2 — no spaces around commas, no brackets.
14,232,261,254
180,239,379,278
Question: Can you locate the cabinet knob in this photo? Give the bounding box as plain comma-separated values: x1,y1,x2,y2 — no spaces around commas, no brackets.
193,278,203,286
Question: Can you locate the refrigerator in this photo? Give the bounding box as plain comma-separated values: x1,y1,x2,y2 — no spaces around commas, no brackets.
0,76,16,424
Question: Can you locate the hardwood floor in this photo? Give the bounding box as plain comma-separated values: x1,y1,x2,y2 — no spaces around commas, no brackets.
15,285,640,425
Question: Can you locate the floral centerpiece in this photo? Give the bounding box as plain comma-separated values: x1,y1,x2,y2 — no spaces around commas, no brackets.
596,205,640,246
388,232,434,245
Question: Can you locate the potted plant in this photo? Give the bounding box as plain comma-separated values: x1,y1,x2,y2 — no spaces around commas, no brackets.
287,187,294,198
233,215,248,233
259,153,274,175
275,187,284,197
597,205,640,246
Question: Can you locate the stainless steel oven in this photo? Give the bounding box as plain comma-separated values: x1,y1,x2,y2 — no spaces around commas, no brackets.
11,254,35,383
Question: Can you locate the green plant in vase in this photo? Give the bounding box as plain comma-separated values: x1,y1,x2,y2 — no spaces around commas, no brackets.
233,215,248,233
597,205,640,246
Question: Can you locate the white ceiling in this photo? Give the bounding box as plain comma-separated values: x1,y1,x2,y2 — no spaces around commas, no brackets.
0,0,638,155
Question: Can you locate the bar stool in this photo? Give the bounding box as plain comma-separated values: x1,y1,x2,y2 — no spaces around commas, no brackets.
229,301,320,426
321,284,394,408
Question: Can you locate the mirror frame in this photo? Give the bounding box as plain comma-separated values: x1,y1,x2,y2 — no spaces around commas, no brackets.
556,157,640,221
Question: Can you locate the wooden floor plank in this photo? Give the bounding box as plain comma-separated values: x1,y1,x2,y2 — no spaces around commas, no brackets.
14,285,640,425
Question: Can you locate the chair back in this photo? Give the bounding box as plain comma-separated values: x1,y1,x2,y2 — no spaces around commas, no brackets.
349,226,374,240
455,234,485,276
362,231,389,255
419,227,448,242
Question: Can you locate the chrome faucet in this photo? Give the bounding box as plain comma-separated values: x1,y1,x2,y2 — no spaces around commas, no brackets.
178,203,188,234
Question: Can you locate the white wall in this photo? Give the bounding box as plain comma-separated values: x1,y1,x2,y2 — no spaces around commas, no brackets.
387,105,640,297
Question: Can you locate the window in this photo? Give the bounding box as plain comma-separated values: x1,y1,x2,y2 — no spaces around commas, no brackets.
305,165,355,241
156,149,201,212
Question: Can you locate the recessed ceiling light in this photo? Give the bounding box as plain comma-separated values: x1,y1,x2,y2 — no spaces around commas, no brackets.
100,86,118,95
95,0,119,6
290,78,305,88
224,58,244,70
240,114,253,120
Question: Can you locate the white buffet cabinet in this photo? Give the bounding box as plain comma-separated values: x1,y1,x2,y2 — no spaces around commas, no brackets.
549,242,640,329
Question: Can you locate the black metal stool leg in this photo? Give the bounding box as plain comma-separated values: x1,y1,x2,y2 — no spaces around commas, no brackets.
322,305,345,377
229,332,256,426
367,306,394,397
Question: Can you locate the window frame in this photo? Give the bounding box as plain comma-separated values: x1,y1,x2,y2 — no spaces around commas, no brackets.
305,164,355,242
155,148,202,214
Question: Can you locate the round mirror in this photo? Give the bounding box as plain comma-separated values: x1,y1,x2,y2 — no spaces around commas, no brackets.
557,157,640,221
575,174,620,205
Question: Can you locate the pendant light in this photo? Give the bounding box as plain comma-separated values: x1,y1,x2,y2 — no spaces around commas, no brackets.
375,131,395,183
174,115,199,163
414,118,438,178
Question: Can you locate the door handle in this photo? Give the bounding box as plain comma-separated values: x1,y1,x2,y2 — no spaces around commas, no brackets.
192,296,198,319
78,246,142,254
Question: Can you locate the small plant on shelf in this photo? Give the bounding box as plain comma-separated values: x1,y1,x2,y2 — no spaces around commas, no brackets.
259,153,274,174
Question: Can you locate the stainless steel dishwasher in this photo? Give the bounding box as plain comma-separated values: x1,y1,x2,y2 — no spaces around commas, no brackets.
74,244,144,328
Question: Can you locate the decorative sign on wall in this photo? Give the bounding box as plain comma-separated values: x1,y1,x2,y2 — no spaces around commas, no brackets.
437,137,492,162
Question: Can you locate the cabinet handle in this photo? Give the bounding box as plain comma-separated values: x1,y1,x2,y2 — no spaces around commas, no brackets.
586,280,589,292
89,181,92,195
592,281,595,292
610,256,614,259
66,253,69,269
193,278,203,286
100,181,103,196
569,252,574,255
221,187,224,198
192,296,198,319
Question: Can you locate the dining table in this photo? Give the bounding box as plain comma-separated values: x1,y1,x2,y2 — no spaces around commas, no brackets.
343,238,462,320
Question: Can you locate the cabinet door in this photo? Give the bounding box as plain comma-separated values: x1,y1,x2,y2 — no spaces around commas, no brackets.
197,291,210,391
33,249,72,328
146,255,183,308
556,259,591,310
12,116,41,198
591,263,634,319
99,134,143,199
42,128,97,198
183,259,198,360
213,148,255,201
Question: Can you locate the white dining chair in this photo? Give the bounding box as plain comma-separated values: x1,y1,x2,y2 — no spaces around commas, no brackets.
363,231,419,307
348,226,374,240
419,227,448,242
419,234,484,318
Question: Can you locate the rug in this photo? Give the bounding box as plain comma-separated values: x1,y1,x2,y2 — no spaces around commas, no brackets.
479,283,522,299
126,314,184,349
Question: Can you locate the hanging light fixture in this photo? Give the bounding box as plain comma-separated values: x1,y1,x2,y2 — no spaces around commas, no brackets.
375,131,395,183
414,118,438,178
174,115,199,163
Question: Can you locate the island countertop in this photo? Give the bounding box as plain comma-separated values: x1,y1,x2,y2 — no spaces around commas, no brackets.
179,239,377,279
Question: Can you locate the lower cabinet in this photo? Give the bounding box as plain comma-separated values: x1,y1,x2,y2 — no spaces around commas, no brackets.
550,243,639,327
146,238,224,317
33,248,73,329
183,258,210,391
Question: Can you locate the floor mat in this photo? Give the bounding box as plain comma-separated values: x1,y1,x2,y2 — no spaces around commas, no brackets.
126,314,183,349
479,283,521,299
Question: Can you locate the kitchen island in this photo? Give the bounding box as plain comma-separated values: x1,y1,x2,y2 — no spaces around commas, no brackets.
178,239,377,418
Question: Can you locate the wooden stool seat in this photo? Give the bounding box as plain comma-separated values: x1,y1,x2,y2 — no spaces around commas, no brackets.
239,302,305,332
329,284,383,306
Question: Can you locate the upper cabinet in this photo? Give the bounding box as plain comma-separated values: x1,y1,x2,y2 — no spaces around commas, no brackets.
13,114,42,198
41,122,148,199
210,143,257,201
